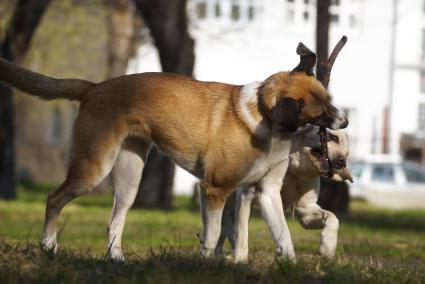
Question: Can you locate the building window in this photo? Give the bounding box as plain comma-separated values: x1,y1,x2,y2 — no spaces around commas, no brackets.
287,0,294,2
331,0,340,5
303,11,309,21
349,14,356,27
330,13,339,23
196,1,207,19
214,2,221,17
304,0,309,4
286,9,295,24
248,5,255,20
231,4,240,21
420,71,425,93
422,29,425,61
419,104,425,131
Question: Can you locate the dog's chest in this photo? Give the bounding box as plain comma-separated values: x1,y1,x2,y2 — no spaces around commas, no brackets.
240,135,292,186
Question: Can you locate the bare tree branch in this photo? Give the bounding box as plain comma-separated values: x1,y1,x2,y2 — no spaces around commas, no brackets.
320,35,348,89
317,36,348,177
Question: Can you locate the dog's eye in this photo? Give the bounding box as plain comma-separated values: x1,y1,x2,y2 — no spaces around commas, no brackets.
328,133,339,143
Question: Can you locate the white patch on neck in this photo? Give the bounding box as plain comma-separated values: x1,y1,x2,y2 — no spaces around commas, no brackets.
239,82,270,140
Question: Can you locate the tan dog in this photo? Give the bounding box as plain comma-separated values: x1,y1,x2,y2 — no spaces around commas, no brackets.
0,45,347,260
213,126,352,262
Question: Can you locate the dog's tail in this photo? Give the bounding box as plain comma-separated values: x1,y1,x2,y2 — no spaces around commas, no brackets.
0,57,94,101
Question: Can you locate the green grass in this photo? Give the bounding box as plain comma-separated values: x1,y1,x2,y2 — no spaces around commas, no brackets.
0,184,424,283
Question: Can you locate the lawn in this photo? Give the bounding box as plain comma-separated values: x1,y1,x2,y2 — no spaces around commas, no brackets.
0,183,424,283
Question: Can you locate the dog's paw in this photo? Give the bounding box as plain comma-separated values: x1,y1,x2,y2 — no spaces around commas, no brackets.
107,247,125,262
233,247,249,263
318,246,336,259
276,247,296,263
200,248,215,258
40,238,57,255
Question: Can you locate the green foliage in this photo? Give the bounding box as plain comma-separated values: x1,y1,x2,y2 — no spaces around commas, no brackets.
0,185,424,283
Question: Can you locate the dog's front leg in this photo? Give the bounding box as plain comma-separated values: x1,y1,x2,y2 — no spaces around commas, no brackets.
258,160,296,261
214,194,236,256
234,186,256,263
295,180,339,258
199,185,229,257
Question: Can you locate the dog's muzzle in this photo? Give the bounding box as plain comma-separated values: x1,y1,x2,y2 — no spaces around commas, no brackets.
310,112,348,130
330,109,348,130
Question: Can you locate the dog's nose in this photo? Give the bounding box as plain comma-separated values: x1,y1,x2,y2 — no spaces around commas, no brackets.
335,156,346,168
339,117,349,129
330,115,349,130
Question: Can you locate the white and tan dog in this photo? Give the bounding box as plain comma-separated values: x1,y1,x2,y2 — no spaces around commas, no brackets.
0,44,347,260
212,126,352,262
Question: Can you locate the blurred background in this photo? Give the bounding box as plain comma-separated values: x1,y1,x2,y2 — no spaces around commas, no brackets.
0,2,425,281
1,0,425,210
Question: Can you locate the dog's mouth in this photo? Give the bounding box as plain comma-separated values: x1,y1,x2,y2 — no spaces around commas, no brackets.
310,146,333,178
310,146,322,159
310,146,353,183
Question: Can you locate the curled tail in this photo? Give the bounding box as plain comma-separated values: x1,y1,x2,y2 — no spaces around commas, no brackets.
0,58,94,101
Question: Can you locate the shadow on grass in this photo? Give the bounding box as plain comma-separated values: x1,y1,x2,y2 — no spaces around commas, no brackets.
341,210,425,232
1,240,424,284
0,241,261,284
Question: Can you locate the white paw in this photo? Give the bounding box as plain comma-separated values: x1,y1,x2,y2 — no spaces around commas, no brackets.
234,248,249,263
200,247,215,257
276,247,296,262
318,246,336,259
40,237,57,254
108,247,125,261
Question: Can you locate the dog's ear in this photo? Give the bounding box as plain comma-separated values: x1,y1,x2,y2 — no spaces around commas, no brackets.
272,97,304,132
291,42,316,76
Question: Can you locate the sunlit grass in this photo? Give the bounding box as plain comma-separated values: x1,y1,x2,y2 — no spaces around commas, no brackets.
0,183,424,283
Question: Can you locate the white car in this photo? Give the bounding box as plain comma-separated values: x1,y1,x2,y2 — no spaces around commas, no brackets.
349,155,425,209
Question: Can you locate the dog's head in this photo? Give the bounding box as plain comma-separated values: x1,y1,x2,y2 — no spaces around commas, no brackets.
307,128,353,182
259,44,348,133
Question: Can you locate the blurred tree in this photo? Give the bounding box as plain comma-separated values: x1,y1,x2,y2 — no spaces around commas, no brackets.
316,0,330,83
107,0,140,78
0,0,51,199
133,0,195,209
316,0,350,213
318,177,350,216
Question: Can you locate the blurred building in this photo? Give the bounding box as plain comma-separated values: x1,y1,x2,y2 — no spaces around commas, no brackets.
128,0,425,194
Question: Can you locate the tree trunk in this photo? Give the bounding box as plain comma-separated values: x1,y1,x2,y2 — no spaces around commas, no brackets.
107,0,138,78
315,1,350,212
315,0,330,83
133,0,195,209
0,0,51,199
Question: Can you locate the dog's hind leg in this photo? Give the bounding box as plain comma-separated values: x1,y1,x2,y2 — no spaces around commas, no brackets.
214,193,236,256
199,185,231,257
40,115,126,254
107,139,150,261
295,179,339,258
